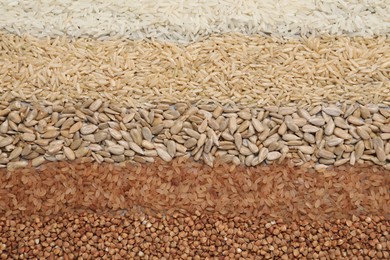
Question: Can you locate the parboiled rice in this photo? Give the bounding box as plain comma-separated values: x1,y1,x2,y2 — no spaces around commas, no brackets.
0,0,389,42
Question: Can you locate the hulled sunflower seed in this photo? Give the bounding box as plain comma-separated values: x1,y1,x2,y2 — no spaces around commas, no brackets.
267,151,281,161
156,147,172,162
80,125,98,135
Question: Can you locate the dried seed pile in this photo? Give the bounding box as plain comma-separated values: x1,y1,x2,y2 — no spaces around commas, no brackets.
1,159,389,221
1,212,388,259
1,12,390,258
0,100,389,170
1,33,389,107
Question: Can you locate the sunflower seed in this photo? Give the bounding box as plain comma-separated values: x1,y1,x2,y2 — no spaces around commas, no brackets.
334,128,352,140
107,144,124,155
130,128,142,146
0,136,13,147
169,121,183,135
233,133,242,150
89,99,103,112
8,147,22,160
197,134,207,149
322,106,342,117
285,120,299,132
166,140,177,157
298,146,315,154
7,161,28,170
327,137,344,147
282,134,300,141
302,125,320,133
156,147,172,162
309,117,326,126
80,125,98,135
129,142,144,155
355,141,365,159
183,138,197,149
183,127,200,139
62,146,75,160
47,140,64,154
267,151,281,161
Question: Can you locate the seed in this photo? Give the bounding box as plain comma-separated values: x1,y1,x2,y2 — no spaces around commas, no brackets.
282,134,300,141
308,117,325,126
63,146,76,160
197,134,207,149
355,141,365,159
94,131,108,142
380,125,390,133
31,155,46,167
0,120,8,134
166,140,177,157
298,146,314,154
285,120,299,132
89,99,103,111
322,106,342,117
298,109,311,120
75,147,89,158
318,149,336,159
156,147,172,162
7,160,28,170
207,128,219,146
327,137,344,147
212,106,223,118
228,116,237,134
278,122,287,135
0,108,10,117
8,111,22,123
142,127,153,141
234,133,242,150
347,116,364,126
108,145,125,155
302,125,320,133
376,148,386,162
267,151,281,161
356,127,370,140
0,136,13,147
69,121,83,134
247,141,259,154
184,138,197,149
47,140,64,154
183,128,200,139
8,147,23,160
237,120,250,133
80,125,98,135
279,107,296,115
42,130,60,139
130,129,143,146
198,119,208,133
303,133,315,144
334,128,351,140
334,117,350,129
169,120,183,135
251,118,264,133
237,110,252,120
141,140,155,150
203,153,214,167
129,142,144,155
21,132,36,142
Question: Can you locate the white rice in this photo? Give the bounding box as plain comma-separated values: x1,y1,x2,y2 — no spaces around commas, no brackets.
0,0,389,42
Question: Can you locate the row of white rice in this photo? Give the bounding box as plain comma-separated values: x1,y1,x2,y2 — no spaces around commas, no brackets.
1,0,389,42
